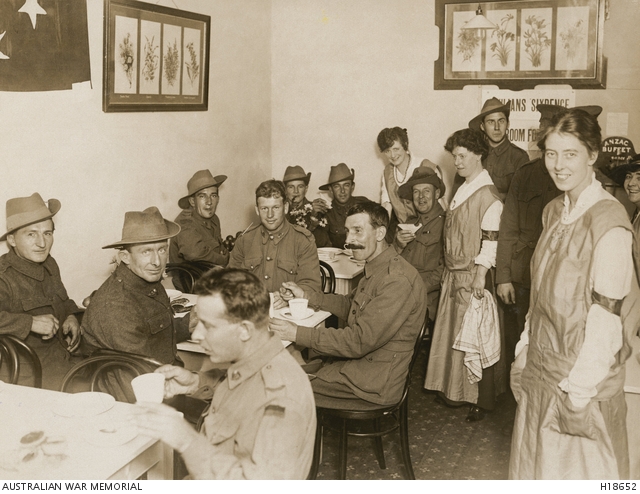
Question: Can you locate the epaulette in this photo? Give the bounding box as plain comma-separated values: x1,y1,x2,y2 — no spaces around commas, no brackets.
291,223,314,238
388,254,404,275
240,223,261,237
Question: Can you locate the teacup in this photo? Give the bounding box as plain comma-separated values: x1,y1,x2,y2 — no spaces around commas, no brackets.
289,298,309,319
131,373,165,403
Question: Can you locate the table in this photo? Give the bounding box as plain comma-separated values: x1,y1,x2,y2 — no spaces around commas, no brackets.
0,383,173,480
321,252,364,295
176,293,331,371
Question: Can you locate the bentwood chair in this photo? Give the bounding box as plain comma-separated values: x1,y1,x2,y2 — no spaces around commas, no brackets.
308,310,429,480
0,335,42,388
319,260,336,294
165,261,221,293
60,348,162,402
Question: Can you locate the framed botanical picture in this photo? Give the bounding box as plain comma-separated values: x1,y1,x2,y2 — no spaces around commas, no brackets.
434,0,607,90
103,0,210,112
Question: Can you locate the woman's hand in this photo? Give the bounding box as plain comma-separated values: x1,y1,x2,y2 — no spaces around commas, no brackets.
470,265,488,299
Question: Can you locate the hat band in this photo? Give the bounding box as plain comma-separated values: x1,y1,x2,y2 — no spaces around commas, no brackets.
121,223,169,242
6,207,53,233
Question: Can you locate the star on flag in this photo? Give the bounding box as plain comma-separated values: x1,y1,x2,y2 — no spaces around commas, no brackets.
0,31,9,59
18,0,47,30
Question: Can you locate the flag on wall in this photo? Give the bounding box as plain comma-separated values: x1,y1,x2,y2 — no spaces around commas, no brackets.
0,0,91,91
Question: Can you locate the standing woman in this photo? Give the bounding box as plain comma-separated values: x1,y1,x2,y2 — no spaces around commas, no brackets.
424,128,505,422
510,109,640,479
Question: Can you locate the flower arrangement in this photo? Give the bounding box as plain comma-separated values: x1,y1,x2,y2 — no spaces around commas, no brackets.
185,42,200,86
164,40,179,86
456,28,480,63
490,14,515,67
523,15,551,68
119,33,135,88
142,35,159,82
559,19,585,62
289,203,327,230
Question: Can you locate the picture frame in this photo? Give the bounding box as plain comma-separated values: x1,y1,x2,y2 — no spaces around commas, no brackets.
103,0,210,112
434,0,607,90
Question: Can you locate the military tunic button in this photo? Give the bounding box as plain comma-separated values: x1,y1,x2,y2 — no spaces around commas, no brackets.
266,257,272,261
352,310,356,314
266,365,271,369
264,275,269,280
269,235,274,240
231,371,241,380
210,408,215,413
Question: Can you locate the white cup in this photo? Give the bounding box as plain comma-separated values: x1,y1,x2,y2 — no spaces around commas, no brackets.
131,373,165,403
288,298,309,319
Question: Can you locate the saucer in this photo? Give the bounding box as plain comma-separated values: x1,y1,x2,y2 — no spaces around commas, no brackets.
53,392,115,418
165,289,183,300
281,308,314,320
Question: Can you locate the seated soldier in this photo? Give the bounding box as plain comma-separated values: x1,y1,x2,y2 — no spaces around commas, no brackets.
395,166,445,325
169,170,229,284
129,268,316,479
83,207,190,399
270,202,426,407
283,166,330,247
229,179,321,309
319,163,373,248
0,193,82,390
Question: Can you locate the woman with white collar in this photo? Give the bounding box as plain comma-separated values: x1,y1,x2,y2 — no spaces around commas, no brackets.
509,109,640,479
424,128,505,422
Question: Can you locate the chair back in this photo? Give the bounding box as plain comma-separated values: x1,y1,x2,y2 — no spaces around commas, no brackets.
396,308,429,407
60,349,162,402
166,261,220,293
319,260,336,294
0,335,42,388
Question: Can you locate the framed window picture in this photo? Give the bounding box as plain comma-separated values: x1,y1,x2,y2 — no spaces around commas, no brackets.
434,0,606,90
103,0,210,112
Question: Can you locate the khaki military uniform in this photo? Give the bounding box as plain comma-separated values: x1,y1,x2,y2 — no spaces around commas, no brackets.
297,247,427,406
229,220,321,295
83,263,179,365
169,209,229,266
181,333,316,479
0,249,80,390
399,202,445,320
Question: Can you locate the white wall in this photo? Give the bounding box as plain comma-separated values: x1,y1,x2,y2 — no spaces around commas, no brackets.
0,0,272,302
271,0,640,204
1,0,638,302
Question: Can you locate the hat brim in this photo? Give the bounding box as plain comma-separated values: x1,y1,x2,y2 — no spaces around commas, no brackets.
284,172,311,186
102,219,181,249
469,103,511,132
609,162,640,187
1,198,61,242
319,174,355,191
178,175,227,209
398,177,445,201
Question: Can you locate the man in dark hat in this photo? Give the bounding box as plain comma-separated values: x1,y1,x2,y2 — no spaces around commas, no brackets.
320,163,373,248
610,154,640,282
468,97,529,200
496,104,602,367
229,180,321,309
283,165,330,247
83,207,188,372
395,166,446,324
0,193,82,389
169,170,229,273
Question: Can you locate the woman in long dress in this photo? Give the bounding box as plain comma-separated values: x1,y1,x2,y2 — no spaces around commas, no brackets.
509,108,640,479
424,128,505,422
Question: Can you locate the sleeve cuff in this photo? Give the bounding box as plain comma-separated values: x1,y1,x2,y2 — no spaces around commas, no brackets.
295,326,313,349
